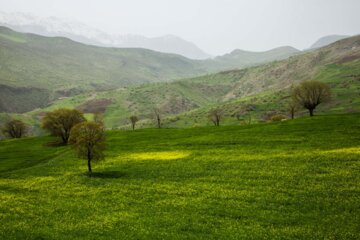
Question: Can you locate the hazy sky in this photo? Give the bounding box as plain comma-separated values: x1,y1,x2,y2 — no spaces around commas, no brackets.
1,0,360,55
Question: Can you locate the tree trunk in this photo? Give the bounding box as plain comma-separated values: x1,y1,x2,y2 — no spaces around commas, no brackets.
309,108,314,117
157,118,161,128
132,123,135,130
87,148,92,173
88,160,92,173
61,135,67,144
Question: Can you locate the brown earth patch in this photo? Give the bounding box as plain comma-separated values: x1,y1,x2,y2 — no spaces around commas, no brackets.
77,98,113,113
336,55,360,64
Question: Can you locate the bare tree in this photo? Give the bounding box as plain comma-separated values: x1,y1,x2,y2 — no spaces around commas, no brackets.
153,108,161,128
129,115,139,130
94,112,104,125
292,80,331,117
208,108,224,126
288,100,298,119
2,119,28,138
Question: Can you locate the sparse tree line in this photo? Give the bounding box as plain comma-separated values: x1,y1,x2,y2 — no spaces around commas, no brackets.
1,109,105,173
0,80,331,172
1,80,332,138
207,80,331,126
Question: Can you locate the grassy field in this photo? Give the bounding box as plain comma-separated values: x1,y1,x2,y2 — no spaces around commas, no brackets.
0,113,359,239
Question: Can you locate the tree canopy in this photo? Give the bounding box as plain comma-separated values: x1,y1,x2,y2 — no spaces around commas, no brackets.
42,108,86,144
2,119,28,138
292,80,331,116
69,122,106,173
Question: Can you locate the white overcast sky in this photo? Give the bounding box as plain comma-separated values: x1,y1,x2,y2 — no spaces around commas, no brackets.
1,0,360,55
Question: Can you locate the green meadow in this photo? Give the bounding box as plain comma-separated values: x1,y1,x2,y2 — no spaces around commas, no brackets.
1,113,359,239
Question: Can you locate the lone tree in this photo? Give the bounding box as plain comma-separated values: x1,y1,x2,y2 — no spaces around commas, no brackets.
153,108,162,128
129,115,139,130
42,108,86,144
2,119,28,138
93,112,104,125
208,108,224,126
292,80,331,117
69,122,105,173
288,100,298,119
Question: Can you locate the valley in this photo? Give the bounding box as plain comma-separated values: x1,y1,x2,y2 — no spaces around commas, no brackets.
1,2,360,239
2,31,359,132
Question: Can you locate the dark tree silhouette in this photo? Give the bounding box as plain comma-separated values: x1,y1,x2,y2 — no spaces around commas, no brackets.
129,115,139,130
153,108,162,128
2,119,28,138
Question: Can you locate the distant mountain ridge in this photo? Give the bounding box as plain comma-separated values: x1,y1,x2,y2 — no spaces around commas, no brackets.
214,46,300,68
9,33,360,129
309,35,350,49
0,27,316,113
0,11,211,59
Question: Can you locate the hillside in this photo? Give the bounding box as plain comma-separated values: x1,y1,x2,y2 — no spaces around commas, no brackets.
213,46,300,69
309,35,350,49
16,34,360,130
0,11,212,59
1,114,359,238
0,26,300,113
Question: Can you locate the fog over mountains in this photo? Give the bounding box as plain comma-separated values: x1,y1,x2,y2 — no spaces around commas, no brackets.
0,11,211,59
1,11,357,60
309,35,350,49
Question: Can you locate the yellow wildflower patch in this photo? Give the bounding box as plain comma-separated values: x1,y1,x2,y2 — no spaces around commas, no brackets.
127,151,191,160
322,147,360,155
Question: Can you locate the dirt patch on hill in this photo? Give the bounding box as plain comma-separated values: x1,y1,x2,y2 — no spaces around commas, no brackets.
336,55,360,64
77,98,113,113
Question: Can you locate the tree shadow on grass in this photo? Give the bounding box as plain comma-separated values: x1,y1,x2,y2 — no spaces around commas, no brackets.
85,171,125,179
43,140,66,147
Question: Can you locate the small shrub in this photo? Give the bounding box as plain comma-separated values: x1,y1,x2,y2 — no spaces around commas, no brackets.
271,114,287,122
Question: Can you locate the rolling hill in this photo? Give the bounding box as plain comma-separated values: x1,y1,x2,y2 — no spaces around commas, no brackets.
309,35,350,49
213,46,300,69
13,34,359,131
0,26,300,113
0,11,212,59
0,113,359,238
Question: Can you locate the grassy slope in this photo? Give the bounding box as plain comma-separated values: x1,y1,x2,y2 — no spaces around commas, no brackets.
18,35,360,130
0,26,208,91
213,46,300,69
0,114,360,239
0,26,300,113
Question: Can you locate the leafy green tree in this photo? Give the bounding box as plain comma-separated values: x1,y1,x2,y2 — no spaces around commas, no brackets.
2,119,28,138
292,80,331,116
129,115,139,130
42,108,86,144
69,122,106,173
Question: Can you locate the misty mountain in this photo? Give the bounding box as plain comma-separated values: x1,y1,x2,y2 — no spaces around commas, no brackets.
309,35,350,49
0,27,312,113
12,33,360,128
0,11,211,59
213,46,300,68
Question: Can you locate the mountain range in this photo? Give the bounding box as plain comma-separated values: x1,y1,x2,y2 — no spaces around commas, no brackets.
0,11,211,59
0,26,302,113
309,35,350,49
1,25,359,131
